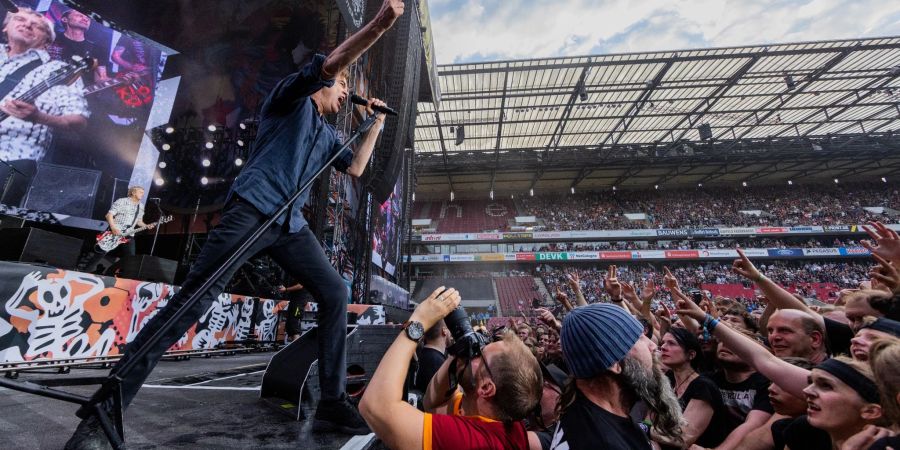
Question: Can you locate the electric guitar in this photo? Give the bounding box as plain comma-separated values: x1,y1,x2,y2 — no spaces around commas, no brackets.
95,215,173,252
0,57,144,124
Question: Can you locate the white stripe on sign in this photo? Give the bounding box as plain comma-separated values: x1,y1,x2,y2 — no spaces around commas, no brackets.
340,433,376,450
142,385,260,391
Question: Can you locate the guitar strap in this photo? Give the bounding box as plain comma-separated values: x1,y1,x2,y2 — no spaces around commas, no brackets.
0,58,43,101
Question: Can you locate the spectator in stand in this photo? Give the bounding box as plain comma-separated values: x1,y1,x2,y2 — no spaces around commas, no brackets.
413,319,450,393
550,303,683,450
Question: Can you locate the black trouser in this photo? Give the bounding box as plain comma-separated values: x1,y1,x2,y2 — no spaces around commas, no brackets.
112,197,349,407
84,236,136,274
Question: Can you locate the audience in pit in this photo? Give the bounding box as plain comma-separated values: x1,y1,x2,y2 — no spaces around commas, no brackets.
362,221,900,449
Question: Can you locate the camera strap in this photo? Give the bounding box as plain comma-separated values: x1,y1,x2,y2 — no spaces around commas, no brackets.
445,357,466,399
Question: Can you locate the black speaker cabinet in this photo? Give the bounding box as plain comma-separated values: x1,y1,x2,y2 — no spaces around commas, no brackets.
0,227,81,268
23,163,100,217
0,213,25,229
118,255,177,284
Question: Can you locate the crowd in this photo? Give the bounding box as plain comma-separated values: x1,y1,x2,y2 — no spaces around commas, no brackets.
359,221,900,450
517,183,898,231
526,237,859,252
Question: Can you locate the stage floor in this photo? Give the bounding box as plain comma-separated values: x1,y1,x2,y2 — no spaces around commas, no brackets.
0,353,380,449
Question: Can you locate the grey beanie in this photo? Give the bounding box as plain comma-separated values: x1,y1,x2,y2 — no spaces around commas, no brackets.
560,303,644,379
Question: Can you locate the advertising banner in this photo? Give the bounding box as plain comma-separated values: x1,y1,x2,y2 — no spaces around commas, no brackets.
665,250,700,259
656,229,690,237
689,228,720,237
536,252,569,261
840,247,871,256
801,248,841,256
599,251,632,260
767,249,804,257
699,249,739,258
572,252,601,260
757,227,789,234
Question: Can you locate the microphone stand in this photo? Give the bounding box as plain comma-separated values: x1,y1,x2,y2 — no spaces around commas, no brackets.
149,199,163,256
0,114,381,449
0,158,26,206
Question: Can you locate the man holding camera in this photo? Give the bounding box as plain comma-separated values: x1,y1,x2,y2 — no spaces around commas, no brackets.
360,287,545,450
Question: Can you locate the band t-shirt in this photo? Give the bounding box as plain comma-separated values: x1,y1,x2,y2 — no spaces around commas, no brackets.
550,390,652,450
425,413,529,450
710,371,773,427
664,374,732,449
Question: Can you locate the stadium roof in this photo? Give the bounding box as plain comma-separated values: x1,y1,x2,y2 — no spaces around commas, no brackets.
414,36,900,197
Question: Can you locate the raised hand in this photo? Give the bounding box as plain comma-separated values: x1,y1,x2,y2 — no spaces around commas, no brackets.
861,221,900,265
374,0,405,31
535,307,561,331
604,265,622,299
641,278,657,303
663,266,679,291
410,286,461,330
732,248,763,281
555,288,573,311
565,271,580,290
675,295,706,322
870,253,900,294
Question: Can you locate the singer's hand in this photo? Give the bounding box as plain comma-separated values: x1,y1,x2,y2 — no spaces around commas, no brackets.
374,0,405,32
367,97,387,122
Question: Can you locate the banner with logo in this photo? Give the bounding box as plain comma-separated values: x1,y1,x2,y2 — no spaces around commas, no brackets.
767,249,805,257
410,247,872,263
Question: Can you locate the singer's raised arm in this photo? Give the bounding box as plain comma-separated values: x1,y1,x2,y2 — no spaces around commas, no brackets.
321,0,405,80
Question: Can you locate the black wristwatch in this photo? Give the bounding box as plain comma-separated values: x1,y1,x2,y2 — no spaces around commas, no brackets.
402,320,425,342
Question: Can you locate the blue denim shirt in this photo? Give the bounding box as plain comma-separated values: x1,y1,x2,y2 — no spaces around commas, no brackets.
229,54,353,232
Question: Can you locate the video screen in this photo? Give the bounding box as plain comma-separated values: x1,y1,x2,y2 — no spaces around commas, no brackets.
372,167,404,276
0,1,175,229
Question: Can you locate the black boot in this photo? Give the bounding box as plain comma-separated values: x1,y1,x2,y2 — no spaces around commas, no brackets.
312,395,371,435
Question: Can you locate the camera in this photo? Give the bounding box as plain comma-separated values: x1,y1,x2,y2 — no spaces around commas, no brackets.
689,289,703,304
444,306,490,359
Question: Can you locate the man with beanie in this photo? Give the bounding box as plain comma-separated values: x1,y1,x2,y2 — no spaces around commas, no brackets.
551,304,685,450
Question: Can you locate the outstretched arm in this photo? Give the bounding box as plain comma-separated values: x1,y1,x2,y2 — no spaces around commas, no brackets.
321,0,405,80
732,248,823,330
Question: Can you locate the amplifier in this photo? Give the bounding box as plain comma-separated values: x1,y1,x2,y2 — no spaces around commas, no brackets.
0,227,81,269
118,255,177,284
0,213,25,229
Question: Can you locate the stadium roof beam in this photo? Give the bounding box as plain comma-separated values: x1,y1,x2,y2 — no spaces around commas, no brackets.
433,111,455,195
603,58,674,146
570,168,593,189
793,74,900,138
489,65,511,198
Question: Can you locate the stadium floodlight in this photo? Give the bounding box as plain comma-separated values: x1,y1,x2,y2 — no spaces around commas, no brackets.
788,180,793,185
412,192,416,202
882,177,888,183
154,178,164,186
489,190,494,200
201,177,209,185
697,183,703,187
833,178,839,184
529,188,534,197
158,161,167,169
450,191,455,202
742,181,748,187
570,187,575,194
201,158,211,167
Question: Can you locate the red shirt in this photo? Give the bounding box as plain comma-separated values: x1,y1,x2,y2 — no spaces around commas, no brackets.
424,413,529,450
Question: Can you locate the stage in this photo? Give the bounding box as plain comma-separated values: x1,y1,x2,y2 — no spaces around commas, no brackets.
0,351,381,449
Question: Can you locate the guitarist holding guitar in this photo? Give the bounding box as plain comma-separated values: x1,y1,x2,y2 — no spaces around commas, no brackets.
0,8,89,206
84,185,155,274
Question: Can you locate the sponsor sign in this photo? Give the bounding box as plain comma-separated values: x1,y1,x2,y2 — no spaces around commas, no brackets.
742,249,769,257
665,250,699,259
536,252,569,261
840,247,871,256
627,229,659,237
699,249,739,258
422,234,443,242
823,225,852,232
801,248,841,256
478,253,506,261
600,251,632,260
572,252,601,260
689,228,720,237
757,227,788,234
656,229,690,237
789,226,814,232
515,253,536,261
720,227,757,235
766,249,804,257
632,250,667,259
476,233,501,240
449,255,474,262
503,232,533,240
504,253,518,261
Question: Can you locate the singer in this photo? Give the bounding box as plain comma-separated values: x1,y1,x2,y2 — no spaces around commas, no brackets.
65,0,405,447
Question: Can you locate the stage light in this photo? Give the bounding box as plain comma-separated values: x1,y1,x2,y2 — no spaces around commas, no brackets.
235,158,243,167
412,192,416,202
201,177,209,185
654,185,658,190
154,178,164,186
882,177,888,183
161,143,171,151
788,180,793,185
239,122,247,130
450,191,455,202
205,142,214,149
237,139,245,147
833,178,839,184
207,124,217,132
164,126,174,134
612,186,617,191
529,188,534,197
158,161,167,169
698,183,703,187
489,190,494,200
742,181,748,187
454,126,465,146
202,158,211,167
783,72,796,90
570,187,575,194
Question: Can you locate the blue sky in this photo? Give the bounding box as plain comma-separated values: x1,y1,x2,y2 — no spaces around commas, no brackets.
427,0,900,64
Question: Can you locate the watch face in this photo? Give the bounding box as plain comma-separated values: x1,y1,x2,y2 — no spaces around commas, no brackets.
406,321,425,340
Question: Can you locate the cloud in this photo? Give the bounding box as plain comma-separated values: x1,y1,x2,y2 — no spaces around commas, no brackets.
430,0,900,64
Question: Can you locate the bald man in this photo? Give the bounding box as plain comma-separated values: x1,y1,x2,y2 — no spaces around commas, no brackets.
765,309,828,363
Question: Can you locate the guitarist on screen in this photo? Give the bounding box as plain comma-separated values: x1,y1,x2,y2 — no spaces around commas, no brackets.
85,186,154,274
0,8,89,206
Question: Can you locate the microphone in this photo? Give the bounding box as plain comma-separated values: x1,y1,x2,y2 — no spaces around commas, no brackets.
350,94,397,116
149,197,161,201
1,0,19,13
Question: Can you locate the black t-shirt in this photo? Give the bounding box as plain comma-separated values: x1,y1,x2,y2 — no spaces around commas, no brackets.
781,415,831,450
46,35,108,84
413,347,446,392
823,317,853,357
710,371,774,427
870,435,900,450
664,374,733,449
550,390,652,450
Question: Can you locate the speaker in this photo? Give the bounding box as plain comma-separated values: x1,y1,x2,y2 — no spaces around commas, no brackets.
698,123,713,140
0,213,25,229
0,227,81,268
23,163,101,217
118,255,177,283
